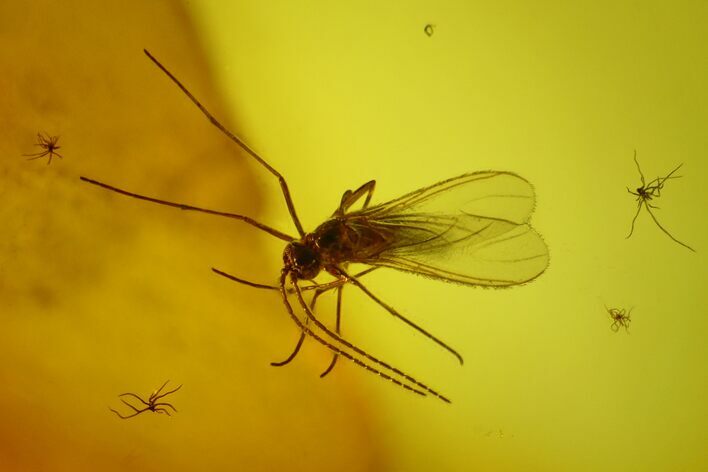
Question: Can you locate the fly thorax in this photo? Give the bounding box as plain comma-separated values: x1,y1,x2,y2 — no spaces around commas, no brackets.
311,218,356,263
283,241,321,280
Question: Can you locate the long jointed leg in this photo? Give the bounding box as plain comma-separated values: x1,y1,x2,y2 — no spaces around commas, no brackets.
626,199,643,239
338,267,464,365
278,273,433,400
285,272,451,403
319,285,343,378
270,287,327,367
336,180,376,216
109,380,182,419
271,282,343,375
143,49,305,237
212,266,389,377
643,204,695,252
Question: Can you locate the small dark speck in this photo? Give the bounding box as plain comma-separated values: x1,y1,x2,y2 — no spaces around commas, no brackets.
424,24,435,37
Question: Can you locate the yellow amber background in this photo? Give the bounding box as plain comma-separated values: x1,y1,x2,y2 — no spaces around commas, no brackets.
1,1,707,471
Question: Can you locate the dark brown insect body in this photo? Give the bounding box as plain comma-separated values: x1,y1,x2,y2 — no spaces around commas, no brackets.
82,50,549,403
287,216,393,280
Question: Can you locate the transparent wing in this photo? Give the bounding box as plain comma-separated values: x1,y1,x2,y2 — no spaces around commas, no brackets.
353,171,549,286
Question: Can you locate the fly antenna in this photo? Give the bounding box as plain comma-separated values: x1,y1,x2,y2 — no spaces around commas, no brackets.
80,176,294,242
143,49,305,237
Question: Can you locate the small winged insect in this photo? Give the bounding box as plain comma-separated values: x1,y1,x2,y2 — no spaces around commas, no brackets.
82,50,549,403
109,380,182,419
626,152,694,252
24,132,63,164
605,306,631,333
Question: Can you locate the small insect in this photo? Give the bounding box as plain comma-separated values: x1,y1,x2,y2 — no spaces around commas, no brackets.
626,151,694,252
605,306,632,333
23,132,63,164
424,24,435,37
82,50,549,403
109,380,182,419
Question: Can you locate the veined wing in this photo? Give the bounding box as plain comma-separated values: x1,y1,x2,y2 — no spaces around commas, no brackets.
353,171,549,286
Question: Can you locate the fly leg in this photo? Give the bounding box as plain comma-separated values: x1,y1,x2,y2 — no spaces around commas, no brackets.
270,287,327,367
319,285,343,377
335,180,376,216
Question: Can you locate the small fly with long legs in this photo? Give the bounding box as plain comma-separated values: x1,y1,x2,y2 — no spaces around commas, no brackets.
82,50,549,403
626,151,694,252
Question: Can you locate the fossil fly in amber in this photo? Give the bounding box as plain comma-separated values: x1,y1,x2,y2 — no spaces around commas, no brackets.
82,50,549,403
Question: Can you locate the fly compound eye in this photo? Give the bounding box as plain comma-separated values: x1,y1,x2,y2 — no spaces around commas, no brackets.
283,242,320,280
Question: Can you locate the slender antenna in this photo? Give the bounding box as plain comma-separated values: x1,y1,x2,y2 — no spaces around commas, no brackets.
81,176,294,242
143,49,305,237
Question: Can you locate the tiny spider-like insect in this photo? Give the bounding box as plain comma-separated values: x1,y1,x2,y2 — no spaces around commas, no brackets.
424,24,435,37
626,151,694,252
605,306,632,333
109,380,182,419
23,132,63,164
83,50,549,403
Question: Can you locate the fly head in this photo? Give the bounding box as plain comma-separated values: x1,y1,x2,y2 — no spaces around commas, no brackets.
283,241,321,280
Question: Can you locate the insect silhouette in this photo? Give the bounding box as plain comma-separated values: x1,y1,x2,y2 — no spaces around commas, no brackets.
82,50,549,403
605,306,632,333
626,152,694,252
24,132,63,164
109,380,182,419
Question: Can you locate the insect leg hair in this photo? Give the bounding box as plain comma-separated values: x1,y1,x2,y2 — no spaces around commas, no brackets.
143,49,305,237
279,272,433,400
289,272,451,402
338,267,464,365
